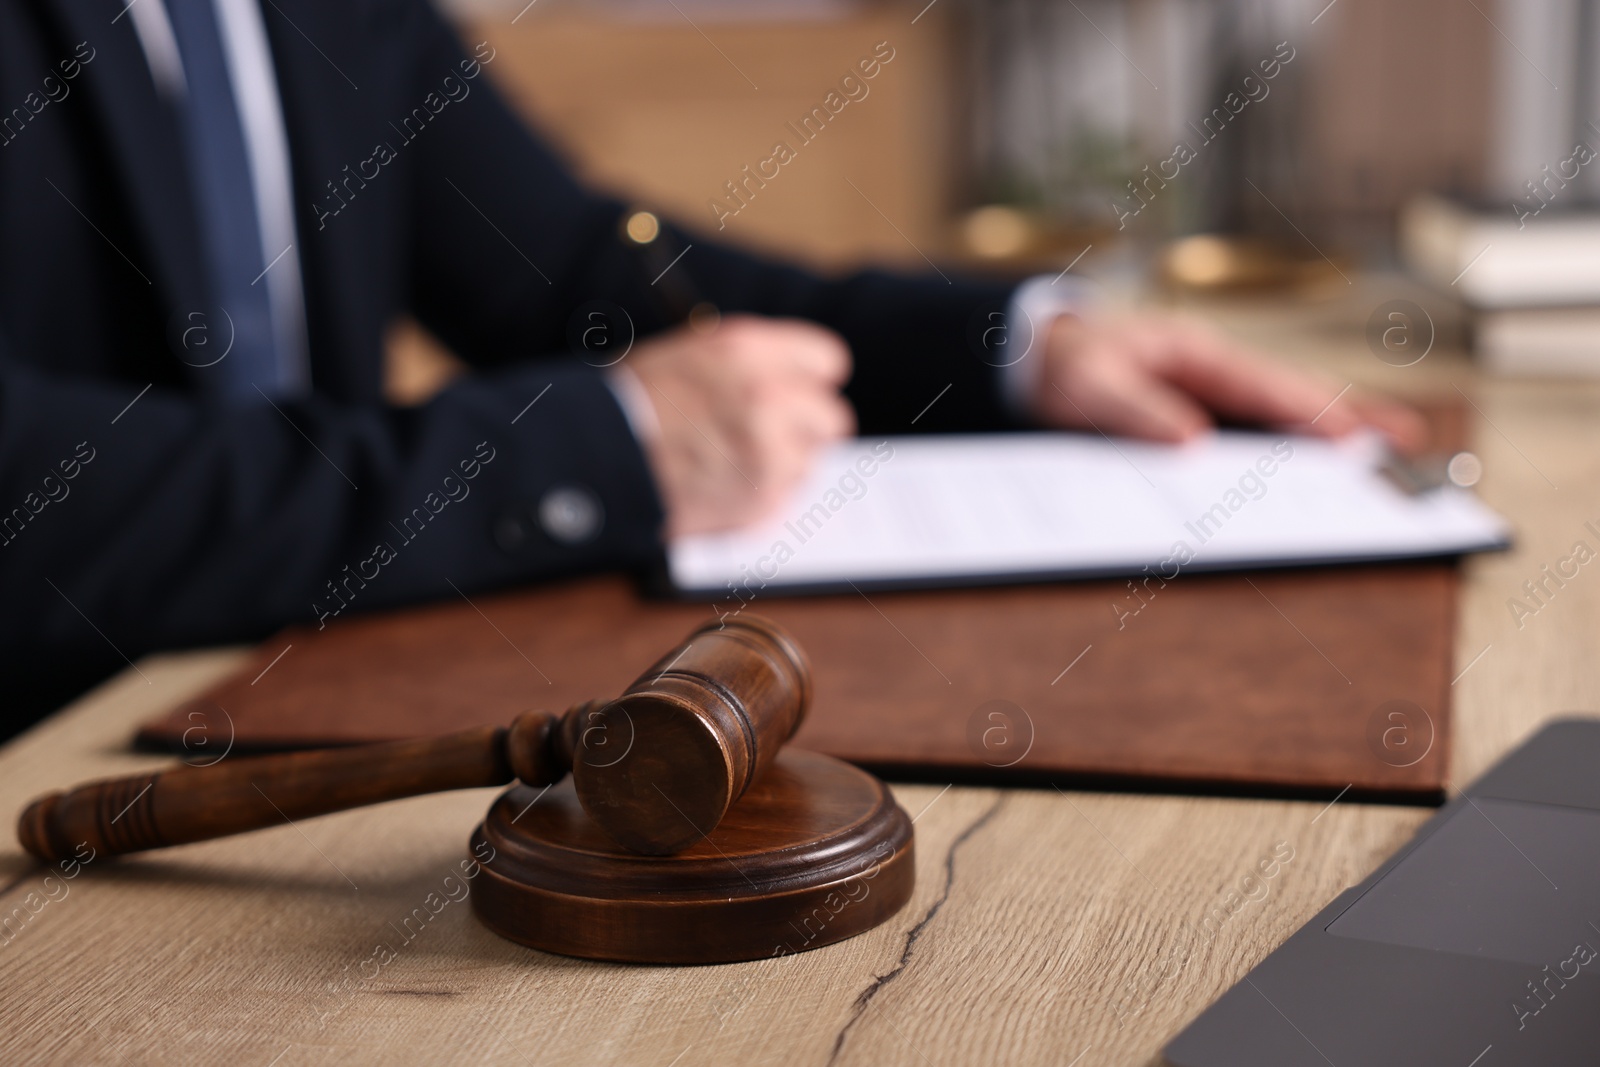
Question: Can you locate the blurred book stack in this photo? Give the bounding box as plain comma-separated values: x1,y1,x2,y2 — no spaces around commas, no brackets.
1401,194,1600,376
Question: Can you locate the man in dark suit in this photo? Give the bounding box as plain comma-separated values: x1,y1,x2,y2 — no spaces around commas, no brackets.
0,0,1418,733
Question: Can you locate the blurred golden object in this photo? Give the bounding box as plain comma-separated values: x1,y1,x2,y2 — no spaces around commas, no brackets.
624,210,661,245
963,205,1034,259
1164,235,1234,287
1158,234,1348,296
949,205,1107,273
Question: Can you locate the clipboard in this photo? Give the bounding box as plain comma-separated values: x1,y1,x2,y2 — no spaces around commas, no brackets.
663,431,1507,597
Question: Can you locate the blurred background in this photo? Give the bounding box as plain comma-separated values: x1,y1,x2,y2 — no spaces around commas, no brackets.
391,0,1600,398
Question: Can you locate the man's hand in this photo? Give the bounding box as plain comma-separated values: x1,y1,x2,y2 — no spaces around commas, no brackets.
1027,313,1428,452
626,315,855,539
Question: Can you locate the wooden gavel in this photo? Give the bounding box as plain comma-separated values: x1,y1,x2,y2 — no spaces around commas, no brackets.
17,616,810,862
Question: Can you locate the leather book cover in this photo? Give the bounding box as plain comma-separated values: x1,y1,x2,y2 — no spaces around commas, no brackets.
137,563,1457,801
137,401,1472,802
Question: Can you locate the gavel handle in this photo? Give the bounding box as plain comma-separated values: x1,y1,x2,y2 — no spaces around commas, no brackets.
16,714,561,865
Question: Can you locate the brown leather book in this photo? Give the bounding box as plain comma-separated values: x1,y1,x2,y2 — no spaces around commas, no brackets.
139,404,1472,802
137,562,1456,801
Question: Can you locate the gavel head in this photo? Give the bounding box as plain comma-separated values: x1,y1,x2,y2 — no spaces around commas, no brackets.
558,615,810,855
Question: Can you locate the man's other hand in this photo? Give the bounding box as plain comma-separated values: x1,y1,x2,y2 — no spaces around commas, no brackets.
1028,313,1428,452
628,315,855,539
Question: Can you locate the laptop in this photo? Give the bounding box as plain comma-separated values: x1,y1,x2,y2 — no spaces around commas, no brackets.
1164,718,1600,1066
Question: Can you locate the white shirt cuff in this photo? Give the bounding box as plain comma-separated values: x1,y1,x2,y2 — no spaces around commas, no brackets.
603,363,661,447
1000,273,1095,416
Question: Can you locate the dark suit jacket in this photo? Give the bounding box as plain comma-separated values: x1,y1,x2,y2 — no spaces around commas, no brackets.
0,0,1019,724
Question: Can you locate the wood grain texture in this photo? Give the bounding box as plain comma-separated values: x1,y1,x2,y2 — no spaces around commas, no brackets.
0,665,1426,1067
3,294,1597,1065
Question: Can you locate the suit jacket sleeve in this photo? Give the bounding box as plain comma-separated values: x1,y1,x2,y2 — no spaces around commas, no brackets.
0,334,663,672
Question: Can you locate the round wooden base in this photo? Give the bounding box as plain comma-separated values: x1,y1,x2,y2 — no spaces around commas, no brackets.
470,749,915,964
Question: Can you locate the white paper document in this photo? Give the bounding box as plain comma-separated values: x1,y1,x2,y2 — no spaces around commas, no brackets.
665,432,1512,596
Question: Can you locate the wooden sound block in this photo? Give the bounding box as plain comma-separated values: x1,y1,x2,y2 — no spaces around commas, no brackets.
470,749,915,964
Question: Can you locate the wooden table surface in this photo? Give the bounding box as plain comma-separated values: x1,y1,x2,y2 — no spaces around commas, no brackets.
2,284,1595,1066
